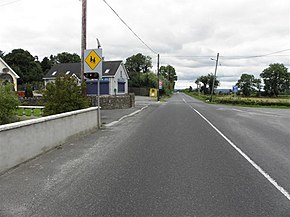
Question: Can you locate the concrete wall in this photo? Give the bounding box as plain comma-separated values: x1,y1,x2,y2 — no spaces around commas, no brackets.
0,107,99,174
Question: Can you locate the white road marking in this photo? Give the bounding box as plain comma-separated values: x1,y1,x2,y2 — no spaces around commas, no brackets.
182,97,290,201
105,105,148,127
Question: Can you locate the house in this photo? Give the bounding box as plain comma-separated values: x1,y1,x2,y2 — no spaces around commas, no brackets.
43,60,129,95
0,57,20,91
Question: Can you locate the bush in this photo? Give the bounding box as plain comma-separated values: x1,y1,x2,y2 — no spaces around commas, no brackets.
25,84,33,97
0,84,20,124
42,76,90,116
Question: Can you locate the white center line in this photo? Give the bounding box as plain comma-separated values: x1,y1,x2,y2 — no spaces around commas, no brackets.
182,97,290,201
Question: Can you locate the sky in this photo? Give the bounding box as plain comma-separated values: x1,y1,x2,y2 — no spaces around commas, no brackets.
1,0,289,89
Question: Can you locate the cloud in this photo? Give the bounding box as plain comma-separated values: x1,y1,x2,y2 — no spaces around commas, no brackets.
1,0,289,89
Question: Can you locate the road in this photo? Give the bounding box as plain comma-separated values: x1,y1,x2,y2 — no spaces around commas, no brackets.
0,93,290,216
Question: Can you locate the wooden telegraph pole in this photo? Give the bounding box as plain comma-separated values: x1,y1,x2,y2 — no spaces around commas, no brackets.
81,0,87,82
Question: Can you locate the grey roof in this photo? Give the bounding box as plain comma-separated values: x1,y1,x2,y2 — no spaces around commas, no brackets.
44,61,124,79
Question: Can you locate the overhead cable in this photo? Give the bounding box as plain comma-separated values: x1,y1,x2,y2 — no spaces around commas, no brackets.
102,0,158,54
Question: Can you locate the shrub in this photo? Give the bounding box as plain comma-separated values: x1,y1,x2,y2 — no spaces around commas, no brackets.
0,84,20,124
42,76,90,116
25,84,33,97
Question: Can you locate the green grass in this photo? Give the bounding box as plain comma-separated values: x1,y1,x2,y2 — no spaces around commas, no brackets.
17,108,43,117
183,91,290,109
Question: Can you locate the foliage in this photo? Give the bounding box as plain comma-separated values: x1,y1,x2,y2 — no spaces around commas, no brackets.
3,49,43,84
236,74,257,96
260,63,289,97
160,65,178,91
0,84,20,124
0,50,4,58
125,53,152,73
54,52,81,64
25,84,34,97
184,90,290,108
196,74,219,94
128,71,157,88
42,76,90,116
40,56,54,73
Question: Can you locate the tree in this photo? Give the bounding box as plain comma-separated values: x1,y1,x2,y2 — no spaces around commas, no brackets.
236,74,256,97
42,76,90,116
3,49,43,84
253,78,262,97
198,75,209,94
125,53,152,73
0,50,4,58
55,52,81,64
40,57,54,74
128,71,157,88
0,84,20,125
160,65,178,91
208,73,220,95
260,63,289,96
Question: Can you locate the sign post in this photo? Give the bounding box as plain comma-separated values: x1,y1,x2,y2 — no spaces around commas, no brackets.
84,48,102,128
232,85,238,97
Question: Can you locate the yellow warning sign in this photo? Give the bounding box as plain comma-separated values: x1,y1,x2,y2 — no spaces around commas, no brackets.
85,50,101,70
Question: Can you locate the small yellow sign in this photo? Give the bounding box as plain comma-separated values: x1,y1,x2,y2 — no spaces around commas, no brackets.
85,50,101,70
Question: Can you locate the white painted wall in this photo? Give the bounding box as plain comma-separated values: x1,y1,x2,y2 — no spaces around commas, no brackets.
0,107,99,174
112,64,128,95
0,58,19,91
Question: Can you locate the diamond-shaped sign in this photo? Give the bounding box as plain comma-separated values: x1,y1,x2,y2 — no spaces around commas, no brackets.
85,50,101,70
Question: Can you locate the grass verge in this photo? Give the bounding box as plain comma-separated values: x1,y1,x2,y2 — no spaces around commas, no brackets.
184,91,290,109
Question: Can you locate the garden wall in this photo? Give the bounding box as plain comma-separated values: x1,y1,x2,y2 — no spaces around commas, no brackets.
0,107,99,174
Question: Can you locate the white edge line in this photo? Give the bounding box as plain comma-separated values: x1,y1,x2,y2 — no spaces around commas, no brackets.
183,97,290,201
105,105,148,127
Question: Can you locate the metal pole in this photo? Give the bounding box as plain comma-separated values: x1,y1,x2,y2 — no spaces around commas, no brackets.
157,54,160,102
81,0,87,82
210,53,219,102
97,79,101,128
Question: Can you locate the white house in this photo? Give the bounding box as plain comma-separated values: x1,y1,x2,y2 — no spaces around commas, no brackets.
0,57,20,91
43,60,129,95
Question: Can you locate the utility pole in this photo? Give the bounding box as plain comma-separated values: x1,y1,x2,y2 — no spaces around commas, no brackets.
157,54,160,102
81,0,87,82
210,53,219,102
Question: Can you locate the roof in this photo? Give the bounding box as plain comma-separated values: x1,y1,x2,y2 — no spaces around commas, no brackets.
0,57,20,79
44,61,125,79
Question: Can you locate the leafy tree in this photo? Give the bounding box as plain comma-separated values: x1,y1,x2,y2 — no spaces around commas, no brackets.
55,52,81,64
0,84,20,124
125,53,152,73
128,71,157,88
253,78,262,96
0,50,4,58
196,74,219,94
42,76,90,116
208,73,220,95
3,49,43,84
198,75,209,94
260,63,289,96
41,57,54,73
236,74,256,97
159,65,178,91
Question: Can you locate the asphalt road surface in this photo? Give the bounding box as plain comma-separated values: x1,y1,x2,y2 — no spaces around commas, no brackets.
0,93,290,216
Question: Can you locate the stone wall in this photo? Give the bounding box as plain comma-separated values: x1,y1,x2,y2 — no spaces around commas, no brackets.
89,94,135,110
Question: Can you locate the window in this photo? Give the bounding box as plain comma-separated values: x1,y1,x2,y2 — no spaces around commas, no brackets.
52,71,57,76
118,82,125,93
65,71,70,75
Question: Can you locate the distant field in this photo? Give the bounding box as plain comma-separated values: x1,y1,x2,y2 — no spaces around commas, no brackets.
184,91,290,108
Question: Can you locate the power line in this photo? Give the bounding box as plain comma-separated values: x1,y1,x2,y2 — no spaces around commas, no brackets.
161,49,290,60
102,0,158,54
